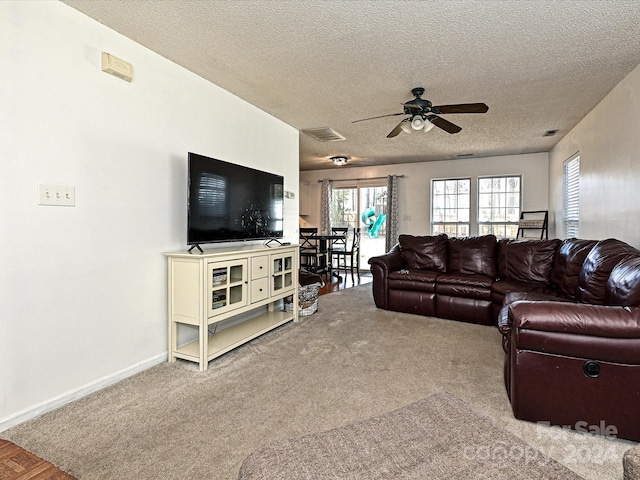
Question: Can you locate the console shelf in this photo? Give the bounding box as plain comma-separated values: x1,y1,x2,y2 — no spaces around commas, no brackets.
174,311,294,363
165,244,298,371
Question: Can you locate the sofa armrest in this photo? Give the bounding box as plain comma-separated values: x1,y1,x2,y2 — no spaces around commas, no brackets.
506,301,640,364
368,244,404,310
368,244,404,273
509,301,640,337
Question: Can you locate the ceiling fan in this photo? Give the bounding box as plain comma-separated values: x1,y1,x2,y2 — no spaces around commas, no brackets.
352,87,489,138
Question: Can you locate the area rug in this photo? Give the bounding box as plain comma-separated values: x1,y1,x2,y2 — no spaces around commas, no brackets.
238,392,583,480
0,439,76,479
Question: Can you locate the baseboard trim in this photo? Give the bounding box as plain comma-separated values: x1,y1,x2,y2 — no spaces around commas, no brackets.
0,353,167,433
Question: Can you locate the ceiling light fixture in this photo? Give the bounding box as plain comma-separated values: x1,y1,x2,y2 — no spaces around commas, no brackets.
408,115,434,133
330,156,349,166
423,119,435,132
411,115,425,130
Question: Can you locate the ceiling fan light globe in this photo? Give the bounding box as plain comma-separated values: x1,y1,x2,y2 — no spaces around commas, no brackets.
400,122,412,134
411,116,425,130
423,120,435,132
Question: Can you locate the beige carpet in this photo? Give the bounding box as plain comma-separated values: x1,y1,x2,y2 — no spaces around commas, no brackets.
2,285,635,479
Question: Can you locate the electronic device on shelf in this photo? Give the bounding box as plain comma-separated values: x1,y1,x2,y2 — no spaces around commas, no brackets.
188,152,284,250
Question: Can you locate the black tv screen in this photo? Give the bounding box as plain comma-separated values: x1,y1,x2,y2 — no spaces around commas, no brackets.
188,152,284,245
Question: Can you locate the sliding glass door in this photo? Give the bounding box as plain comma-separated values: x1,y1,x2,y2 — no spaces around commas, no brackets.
331,184,388,267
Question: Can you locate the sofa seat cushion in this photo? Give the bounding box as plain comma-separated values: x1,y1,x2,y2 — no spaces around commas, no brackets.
388,269,439,293
448,235,497,277
502,289,570,305
549,238,597,299
578,238,640,305
435,273,493,300
498,239,560,283
398,234,448,272
491,278,546,304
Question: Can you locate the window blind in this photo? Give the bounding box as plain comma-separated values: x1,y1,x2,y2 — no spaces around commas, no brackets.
563,155,580,238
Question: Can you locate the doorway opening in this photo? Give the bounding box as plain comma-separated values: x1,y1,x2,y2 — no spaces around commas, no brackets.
330,184,388,267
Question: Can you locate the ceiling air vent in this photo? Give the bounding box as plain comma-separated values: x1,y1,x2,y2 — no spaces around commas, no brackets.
301,127,346,142
456,153,474,157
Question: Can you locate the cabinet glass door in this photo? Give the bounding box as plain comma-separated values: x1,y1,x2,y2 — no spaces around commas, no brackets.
271,252,295,295
207,259,248,317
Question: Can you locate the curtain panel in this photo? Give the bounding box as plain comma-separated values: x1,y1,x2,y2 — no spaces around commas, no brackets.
320,179,332,235
386,175,399,252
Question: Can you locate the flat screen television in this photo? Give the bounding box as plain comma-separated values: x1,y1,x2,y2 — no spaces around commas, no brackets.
187,152,284,247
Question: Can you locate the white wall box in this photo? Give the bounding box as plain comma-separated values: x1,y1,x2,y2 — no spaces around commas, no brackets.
165,244,299,371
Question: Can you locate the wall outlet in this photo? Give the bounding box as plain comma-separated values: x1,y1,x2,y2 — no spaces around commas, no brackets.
38,184,75,206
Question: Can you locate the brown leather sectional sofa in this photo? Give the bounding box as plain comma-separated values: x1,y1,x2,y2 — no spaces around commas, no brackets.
369,234,640,442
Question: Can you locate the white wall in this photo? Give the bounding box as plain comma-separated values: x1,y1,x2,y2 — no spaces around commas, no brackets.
0,1,298,429
549,64,640,248
299,153,549,238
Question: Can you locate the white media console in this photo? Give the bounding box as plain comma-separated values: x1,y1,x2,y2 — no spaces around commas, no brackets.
165,244,299,371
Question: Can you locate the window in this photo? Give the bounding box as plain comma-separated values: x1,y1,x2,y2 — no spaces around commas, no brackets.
563,155,580,238
331,187,359,228
478,175,521,238
431,178,470,236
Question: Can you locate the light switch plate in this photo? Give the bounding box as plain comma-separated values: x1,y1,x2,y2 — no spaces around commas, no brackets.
38,184,75,206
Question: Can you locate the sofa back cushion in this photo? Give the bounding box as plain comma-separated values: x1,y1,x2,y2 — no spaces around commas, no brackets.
448,235,497,277
398,234,448,272
577,238,640,305
605,255,640,307
498,239,560,283
549,238,597,298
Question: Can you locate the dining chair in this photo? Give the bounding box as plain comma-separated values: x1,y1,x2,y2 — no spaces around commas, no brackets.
331,227,361,283
299,227,328,276
329,227,348,270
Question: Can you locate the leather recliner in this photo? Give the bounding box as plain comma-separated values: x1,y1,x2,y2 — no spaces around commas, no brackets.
500,245,640,442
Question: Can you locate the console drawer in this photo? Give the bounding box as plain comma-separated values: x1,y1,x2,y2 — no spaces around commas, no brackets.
251,255,269,280
251,277,269,303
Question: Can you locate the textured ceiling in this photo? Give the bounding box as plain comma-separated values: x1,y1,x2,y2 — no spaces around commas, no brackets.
62,0,640,171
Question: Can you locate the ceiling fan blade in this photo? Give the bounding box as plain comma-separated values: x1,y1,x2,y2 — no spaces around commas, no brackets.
432,103,489,114
387,118,408,138
402,103,423,111
427,115,462,134
352,112,404,123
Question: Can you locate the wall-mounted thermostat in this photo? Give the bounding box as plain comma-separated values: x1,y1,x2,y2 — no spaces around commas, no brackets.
102,52,133,82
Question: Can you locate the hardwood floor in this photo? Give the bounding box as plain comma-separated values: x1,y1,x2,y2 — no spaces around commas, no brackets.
0,439,76,479
318,270,372,296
